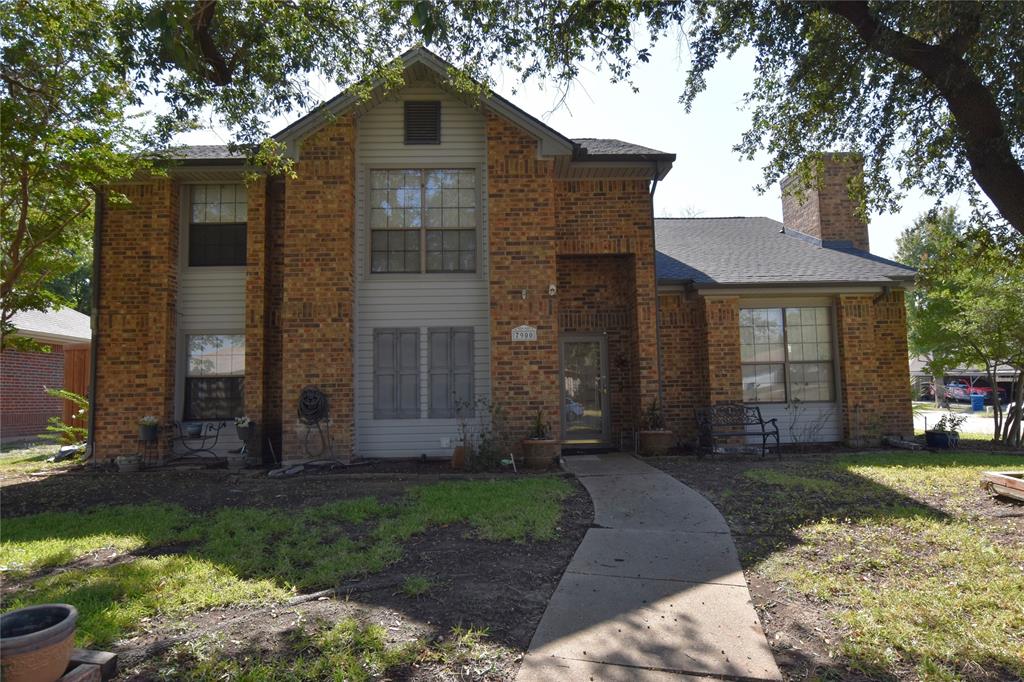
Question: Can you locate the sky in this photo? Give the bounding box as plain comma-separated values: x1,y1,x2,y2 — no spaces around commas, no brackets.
179,39,971,260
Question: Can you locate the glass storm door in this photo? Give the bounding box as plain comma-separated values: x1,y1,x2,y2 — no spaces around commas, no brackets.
560,335,610,446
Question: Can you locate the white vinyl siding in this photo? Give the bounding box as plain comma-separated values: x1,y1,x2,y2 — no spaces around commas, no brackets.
174,185,246,454
354,84,490,458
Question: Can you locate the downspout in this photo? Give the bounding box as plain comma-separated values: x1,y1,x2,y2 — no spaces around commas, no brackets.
649,162,665,410
85,188,104,461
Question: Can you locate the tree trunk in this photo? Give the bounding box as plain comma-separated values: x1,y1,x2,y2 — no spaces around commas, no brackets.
986,362,1002,442
932,373,944,408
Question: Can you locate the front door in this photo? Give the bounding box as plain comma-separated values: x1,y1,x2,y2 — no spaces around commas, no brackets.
560,334,611,446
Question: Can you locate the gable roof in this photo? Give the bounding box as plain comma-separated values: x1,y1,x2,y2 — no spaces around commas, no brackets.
165,47,674,176
655,217,916,287
10,307,91,345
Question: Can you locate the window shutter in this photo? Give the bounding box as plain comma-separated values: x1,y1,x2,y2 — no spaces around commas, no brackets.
404,101,441,144
429,328,474,418
374,328,420,419
428,330,451,418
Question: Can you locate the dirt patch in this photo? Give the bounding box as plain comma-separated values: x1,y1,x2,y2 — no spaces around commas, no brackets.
2,466,591,680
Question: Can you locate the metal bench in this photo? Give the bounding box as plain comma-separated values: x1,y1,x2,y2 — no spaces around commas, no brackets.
695,404,780,458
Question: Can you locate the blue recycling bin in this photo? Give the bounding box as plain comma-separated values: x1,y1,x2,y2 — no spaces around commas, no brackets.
971,393,985,411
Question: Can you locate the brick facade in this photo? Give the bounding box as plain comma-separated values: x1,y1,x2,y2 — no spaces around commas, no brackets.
244,176,269,460
485,113,561,439
704,296,743,406
781,153,869,251
94,180,179,459
836,291,914,442
279,115,357,461
1,346,64,441
658,293,708,442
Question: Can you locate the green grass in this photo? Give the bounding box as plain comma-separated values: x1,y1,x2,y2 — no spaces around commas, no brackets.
743,451,1024,681
743,468,842,494
0,443,73,474
1,477,573,648
400,575,433,598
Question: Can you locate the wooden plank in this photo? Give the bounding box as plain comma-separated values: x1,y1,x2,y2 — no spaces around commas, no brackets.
69,649,118,680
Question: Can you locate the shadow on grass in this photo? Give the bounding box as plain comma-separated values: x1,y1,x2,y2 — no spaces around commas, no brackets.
649,450,1024,681
1,477,579,655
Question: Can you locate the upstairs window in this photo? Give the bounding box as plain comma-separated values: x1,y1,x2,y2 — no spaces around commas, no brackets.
189,184,246,266
184,334,244,420
404,100,441,144
369,169,477,274
740,306,835,403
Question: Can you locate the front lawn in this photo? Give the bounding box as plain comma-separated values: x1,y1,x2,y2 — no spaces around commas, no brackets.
652,451,1024,682
0,457,589,679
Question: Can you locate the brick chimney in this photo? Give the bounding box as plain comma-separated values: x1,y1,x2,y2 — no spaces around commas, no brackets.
780,153,869,252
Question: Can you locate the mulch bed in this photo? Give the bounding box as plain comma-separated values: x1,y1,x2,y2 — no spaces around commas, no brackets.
1,465,593,680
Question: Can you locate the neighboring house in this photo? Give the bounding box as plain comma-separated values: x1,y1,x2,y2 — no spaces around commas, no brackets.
90,47,915,463
1,307,91,444
909,355,1019,403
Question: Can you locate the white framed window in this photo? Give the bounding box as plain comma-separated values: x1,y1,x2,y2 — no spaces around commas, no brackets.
183,334,245,420
740,306,835,403
189,184,247,266
369,169,477,273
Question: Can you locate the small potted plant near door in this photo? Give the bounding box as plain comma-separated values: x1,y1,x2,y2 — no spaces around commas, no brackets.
139,415,159,443
925,412,966,449
521,408,560,470
638,400,674,456
234,416,253,442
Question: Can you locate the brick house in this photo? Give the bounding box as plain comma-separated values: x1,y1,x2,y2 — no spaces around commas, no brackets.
2,307,91,444
91,48,914,463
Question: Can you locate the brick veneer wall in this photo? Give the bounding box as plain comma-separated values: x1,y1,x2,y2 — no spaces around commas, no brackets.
555,178,660,405
279,115,356,461
658,293,708,442
94,180,179,459
704,296,743,405
486,112,561,440
244,176,268,460
557,255,639,439
781,153,870,251
0,346,64,441
836,291,913,442
263,178,286,460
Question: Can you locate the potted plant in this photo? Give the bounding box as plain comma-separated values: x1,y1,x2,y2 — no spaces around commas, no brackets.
638,399,674,456
521,408,560,470
184,422,203,438
139,415,159,443
235,416,253,442
925,412,966,449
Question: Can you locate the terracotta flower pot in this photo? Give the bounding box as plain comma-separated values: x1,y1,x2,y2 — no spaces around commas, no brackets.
451,446,467,470
0,603,78,682
522,439,560,470
638,430,675,456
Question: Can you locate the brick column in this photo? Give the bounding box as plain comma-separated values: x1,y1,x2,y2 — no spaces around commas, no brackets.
704,296,742,405
486,113,560,441
94,180,179,460
836,292,913,443
280,116,356,461
244,175,268,460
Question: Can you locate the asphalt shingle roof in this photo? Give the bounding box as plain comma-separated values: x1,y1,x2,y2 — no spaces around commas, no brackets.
11,307,91,343
655,217,916,286
168,144,244,161
573,138,674,159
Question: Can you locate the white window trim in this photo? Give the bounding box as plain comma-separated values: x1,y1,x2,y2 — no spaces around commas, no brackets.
178,182,248,273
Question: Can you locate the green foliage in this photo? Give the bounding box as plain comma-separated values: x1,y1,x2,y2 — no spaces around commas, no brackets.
528,408,550,440
400,575,433,598
39,387,88,444
897,207,1024,443
640,399,666,430
1,0,151,347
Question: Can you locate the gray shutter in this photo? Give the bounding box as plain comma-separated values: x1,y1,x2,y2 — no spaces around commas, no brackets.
451,329,474,414
428,328,474,418
397,329,420,418
374,328,420,419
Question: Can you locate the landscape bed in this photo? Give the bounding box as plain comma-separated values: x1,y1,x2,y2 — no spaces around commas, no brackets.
0,449,591,680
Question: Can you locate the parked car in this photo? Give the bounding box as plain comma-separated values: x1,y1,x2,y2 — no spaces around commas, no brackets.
944,380,1007,405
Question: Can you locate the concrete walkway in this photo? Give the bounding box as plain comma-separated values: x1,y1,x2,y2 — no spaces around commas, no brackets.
518,453,781,681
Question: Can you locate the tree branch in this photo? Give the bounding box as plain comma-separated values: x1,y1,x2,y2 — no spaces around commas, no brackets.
189,0,233,86
824,1,1024,236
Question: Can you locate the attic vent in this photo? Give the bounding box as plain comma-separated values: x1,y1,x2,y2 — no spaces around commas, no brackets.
404,101,441,144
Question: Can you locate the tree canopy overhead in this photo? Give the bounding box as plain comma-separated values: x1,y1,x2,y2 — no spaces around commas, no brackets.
105,1,1024,240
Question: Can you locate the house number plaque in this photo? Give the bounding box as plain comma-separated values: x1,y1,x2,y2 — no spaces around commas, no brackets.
511,325,537,341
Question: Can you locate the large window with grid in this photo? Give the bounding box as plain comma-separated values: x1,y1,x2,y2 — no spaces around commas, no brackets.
189,184,247,266
183,334,244,420
369,169,477,273
739,306,835,403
